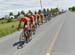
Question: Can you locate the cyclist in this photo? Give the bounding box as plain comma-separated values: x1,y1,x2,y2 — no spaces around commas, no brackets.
47,12,51,21
33,15,37,28
39,13,44,24
43,12,47,23
36,14,40,26
29,15,35,28
28,15,36,34
17,14,32,42
34,13,39,27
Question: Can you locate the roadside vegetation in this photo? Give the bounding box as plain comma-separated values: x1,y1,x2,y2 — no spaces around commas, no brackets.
50,8,59,15
0,19,24,38
69,6,75,12
0,19,17,24
0,21,18,37
0,8,62,38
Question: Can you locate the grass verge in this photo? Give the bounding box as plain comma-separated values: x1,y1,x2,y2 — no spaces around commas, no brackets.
0,21,23,38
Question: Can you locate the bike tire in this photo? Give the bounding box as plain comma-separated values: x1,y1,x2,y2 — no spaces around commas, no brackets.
19,31,25,42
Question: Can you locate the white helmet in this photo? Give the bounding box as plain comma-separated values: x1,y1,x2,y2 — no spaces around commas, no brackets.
18,14,24,19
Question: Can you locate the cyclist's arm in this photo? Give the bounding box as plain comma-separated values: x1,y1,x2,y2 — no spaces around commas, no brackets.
27,21,29,27
33,19,35,25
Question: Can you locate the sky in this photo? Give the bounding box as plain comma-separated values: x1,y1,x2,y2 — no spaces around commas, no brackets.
0,0,75,17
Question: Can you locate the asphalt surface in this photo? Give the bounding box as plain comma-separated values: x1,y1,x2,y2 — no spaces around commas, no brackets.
0,12,74,55
51,12,75,55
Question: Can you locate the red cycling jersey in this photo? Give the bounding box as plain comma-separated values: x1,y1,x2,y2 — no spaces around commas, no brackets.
33,15,37,21
29,16,35,21
19,17,31,29
36,14,40,19
20,17,30,23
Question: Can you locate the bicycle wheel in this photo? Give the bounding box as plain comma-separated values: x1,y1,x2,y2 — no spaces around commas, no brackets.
19,31,25,42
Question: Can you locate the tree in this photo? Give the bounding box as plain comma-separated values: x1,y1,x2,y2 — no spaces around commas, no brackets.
47,8,50,12
0,17,5,20
72,6,75,11
17,12,20,16
7,19,12,23
55,8,59,12
50,8,57,15
21,10,25,16
9,12,13,16
38,9,42,14
50,8,54,14
14,12,20,18
43,8,47,13
69,8,71,10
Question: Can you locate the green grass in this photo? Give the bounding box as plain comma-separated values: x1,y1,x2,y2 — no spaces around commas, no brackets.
0,19,7,24
0,19,17,24
70,11,75,12
69,9,75,12
0,20,24,38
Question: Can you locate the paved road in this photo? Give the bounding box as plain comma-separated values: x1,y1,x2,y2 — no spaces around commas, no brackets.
0,12,74,55
51,12,75,55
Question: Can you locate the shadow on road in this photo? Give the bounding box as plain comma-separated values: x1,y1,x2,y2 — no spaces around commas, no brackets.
13,41,25,47
13,40,31,49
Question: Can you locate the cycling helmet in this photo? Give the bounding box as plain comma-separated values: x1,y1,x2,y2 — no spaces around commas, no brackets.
17,14,24,19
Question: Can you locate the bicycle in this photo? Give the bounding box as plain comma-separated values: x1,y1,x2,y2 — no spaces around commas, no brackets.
17,28,32,49
20,28,32,42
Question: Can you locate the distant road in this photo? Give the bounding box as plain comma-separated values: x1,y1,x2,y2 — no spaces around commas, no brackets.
0,12,75,55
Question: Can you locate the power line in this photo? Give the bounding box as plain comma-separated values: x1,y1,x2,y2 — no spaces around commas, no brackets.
40,0,43,9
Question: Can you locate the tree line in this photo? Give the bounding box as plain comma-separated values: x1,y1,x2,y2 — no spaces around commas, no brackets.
0,8,60,20
69,6,75,11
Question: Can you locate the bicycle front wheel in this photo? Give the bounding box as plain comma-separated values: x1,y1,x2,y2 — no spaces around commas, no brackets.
19,32,25,41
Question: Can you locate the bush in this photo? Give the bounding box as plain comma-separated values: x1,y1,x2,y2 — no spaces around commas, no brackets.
7,19,12,23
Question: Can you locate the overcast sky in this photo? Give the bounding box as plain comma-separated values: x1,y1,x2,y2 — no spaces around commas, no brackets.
0,0,75,17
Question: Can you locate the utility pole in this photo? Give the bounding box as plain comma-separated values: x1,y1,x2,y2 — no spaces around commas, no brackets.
40,0,43,9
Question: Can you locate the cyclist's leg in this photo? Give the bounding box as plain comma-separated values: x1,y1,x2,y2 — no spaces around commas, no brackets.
41,18,43,24
27,22,33,41
45,15,47,23
24,23,32,43
35,22,38,29
32,24,36,34
43,16,46,23
35,20,37,29
37,18,40,26
40,18,42,24
22,23,27,42
24,28,32,43
28,29,32,40
24,28,28,42
41,15,44,24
